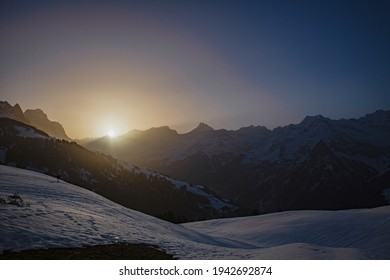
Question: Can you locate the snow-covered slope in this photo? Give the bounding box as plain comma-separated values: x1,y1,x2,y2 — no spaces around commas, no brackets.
120,161,231,210
0,165,243,258
1,165,389,259
184,208,390,259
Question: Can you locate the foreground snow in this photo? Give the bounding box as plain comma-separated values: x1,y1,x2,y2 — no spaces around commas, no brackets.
1,165,389,259
184,207,390,259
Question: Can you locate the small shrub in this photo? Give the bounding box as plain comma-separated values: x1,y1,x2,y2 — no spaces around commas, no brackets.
5,193,30,207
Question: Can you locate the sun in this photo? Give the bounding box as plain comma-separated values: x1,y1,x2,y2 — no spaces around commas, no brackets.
107,130,116,138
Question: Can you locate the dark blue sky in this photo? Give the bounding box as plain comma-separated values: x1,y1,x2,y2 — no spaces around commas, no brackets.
1,0,389,137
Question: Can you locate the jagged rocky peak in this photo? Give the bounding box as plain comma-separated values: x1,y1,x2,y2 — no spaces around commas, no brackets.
0,101,19,111
300,114,331,127
24,108,71,141
0,101,30,124
24,108,49,121
190,122,215,134
238,124,270,135
0,101,71,140
360,109,390,124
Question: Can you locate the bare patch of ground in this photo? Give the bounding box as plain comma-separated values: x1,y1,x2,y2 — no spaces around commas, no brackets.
0,243,175,260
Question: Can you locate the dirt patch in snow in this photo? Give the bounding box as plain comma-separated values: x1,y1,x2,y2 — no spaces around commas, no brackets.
0,243,175,260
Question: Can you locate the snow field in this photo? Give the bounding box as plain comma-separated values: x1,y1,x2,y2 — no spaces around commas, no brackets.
1,165,389,259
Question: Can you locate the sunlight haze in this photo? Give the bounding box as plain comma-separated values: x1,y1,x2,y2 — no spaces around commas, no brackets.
1,0,389,138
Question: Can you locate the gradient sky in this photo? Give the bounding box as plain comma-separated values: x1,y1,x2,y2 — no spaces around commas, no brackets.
1,0,389,138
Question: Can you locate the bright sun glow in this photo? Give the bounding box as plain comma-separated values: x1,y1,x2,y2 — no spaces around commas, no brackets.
107,130,115,138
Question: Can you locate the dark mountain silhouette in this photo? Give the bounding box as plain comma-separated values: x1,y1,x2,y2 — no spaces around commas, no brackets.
0,101,71,140
24,109,71,141
0,118,234,222
1,98,388,216
189,122,215,135
85,110,390,214
0,101,29,124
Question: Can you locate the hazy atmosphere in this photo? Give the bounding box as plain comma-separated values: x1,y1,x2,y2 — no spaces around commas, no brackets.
1,0,389,138
1,0,390,264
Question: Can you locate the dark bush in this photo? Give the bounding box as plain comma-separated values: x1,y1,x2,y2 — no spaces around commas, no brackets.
3,193,31,207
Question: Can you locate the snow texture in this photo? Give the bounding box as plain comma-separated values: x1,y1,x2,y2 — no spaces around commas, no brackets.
14,125,50,139
120,161,232,210
1,165,389,259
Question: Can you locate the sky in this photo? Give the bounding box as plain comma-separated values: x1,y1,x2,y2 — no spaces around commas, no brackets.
1,0,389,138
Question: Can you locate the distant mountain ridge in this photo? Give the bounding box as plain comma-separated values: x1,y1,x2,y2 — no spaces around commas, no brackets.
0,101,71,140
1,99,389,215
0,101,29,124
85,109,390,214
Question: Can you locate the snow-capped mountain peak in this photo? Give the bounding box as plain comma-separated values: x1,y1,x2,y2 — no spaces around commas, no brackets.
83,109,390,215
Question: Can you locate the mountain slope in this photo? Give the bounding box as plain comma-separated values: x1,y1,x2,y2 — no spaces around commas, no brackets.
0,118,233,222
1,165,389,259
0,101,71,140
84,110,390,213
24,109,71,141
0,101,30,124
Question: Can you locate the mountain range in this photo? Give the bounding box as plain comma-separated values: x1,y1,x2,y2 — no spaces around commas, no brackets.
0,101,71,141
1,100,389,217
84,110,390,213
0,117,233,222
